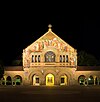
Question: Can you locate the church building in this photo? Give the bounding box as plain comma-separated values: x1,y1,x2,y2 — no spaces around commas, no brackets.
1,24,100,86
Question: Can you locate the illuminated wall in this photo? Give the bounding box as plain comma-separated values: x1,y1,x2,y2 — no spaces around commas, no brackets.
3,25,100,86
23,25,77,69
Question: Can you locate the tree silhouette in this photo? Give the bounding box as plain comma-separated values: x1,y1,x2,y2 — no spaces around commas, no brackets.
0,60,4,79
77,51,98,66
11,54,22,66
11,59,22,66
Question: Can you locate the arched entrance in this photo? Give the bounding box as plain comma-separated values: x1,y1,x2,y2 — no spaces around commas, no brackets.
13,75,22,85
60,75,68,85
46,73,54,86
32,75,40,86
88,75,94,85
1,77,5,85
6,76,12,85
78,75,86,85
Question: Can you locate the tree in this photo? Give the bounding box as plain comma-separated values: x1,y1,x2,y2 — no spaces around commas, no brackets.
0,60,4,79
11,59,22,66
77,51,98,66
11,54,22,66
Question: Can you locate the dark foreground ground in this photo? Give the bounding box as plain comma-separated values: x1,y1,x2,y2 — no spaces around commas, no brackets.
0,85,100,102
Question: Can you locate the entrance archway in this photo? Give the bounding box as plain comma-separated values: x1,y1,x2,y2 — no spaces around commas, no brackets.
60,75,68,85
78,75,86,85
32,75,40,86
46,73,54,86
13,75,22,85
6,76,12,85
88,75,94,85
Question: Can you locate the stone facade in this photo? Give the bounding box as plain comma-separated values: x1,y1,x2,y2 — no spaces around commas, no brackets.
2,25,100,86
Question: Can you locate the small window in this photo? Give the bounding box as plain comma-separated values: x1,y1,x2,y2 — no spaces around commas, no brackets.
36,78,39,83
66,55,68,62
60,55,62,62
61,78,64,83
35,55,37,62
63,55,65,62
38,55,40,62
32,55,34,62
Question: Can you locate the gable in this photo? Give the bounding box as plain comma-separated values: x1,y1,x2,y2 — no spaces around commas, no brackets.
23,25,77,68
25,25,76,53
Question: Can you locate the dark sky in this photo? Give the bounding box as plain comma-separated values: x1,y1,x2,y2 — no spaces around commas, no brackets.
0,12,100,65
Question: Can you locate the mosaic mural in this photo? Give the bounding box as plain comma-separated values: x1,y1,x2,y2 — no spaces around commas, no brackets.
23,30,77,67
30,37,69,52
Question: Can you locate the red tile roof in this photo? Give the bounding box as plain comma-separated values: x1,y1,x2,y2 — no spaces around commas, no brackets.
4,66,23,71
77,66,100,71
4,66,100,71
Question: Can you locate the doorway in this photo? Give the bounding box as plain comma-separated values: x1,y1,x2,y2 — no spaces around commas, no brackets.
33,75,40,86
60,75,67,85
46,74,54,86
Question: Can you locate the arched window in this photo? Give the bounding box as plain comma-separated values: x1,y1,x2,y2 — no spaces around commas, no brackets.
35,55,37,62
60,55,62,62
38,55,40,62
63,55,65,62
45,51,55,62
66,55,68,62
32,55,34,62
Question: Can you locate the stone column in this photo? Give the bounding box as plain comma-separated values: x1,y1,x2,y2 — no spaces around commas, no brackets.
4,75,7,85
86,77,88,86
93,76,96,85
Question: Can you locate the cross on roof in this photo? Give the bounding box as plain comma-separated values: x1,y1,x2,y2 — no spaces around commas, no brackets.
48,24,52,31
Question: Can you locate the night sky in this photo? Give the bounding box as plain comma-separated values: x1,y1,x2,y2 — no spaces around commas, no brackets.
0,13,100,65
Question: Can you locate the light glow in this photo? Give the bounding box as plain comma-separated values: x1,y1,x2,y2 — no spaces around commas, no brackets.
46,74,54,86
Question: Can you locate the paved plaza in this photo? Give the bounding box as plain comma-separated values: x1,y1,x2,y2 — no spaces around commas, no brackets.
0,85,100,102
